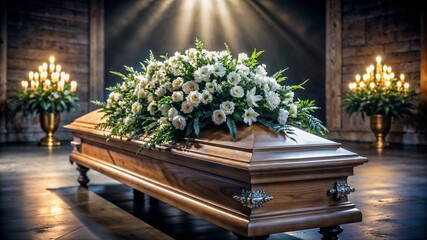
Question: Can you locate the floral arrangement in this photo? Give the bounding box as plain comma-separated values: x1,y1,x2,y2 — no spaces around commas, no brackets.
8,56,79,116
342,56,418,120
94,40,327,149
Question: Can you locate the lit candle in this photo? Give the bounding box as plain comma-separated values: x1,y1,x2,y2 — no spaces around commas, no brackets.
376,56,382,64
64,74,70,82
56,64,61,72
400,74,405,81
21,81,28,91
38,65,43,73
29,71,34,81
370,82,375,90
49,63,55,72
41,71,48,81
376,73,381,80
34,72,39,81
390,72,395,79
404,82,410,91
70,81,77,92
57,80,64,92
355,74,361,82
60,72,65,81
363,74,369,81
49,56,55,64
44,79,51,91
385,80,391,88
42,62,48,71
382,65,387,72
387,66,392,73
35,80,39,88
397,81,402,91
359,81,365,88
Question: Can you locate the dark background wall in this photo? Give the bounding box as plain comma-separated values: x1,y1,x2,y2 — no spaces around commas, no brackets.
104,0,326,122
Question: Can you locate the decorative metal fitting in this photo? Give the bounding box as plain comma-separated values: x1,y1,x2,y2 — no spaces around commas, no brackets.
71,139,82,152
233,190,273,208
328,181,355,199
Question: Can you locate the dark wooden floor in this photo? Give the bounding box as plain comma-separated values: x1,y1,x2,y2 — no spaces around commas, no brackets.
1,141,427,239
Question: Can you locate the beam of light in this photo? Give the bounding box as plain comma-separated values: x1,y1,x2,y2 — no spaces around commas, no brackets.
173,0,196,50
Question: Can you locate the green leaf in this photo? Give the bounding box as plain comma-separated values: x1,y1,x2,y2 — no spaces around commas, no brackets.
193,117,200,136
226,117,237,141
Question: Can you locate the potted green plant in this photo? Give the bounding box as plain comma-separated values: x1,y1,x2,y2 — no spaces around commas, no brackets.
8,56,79,146
342,56,418,148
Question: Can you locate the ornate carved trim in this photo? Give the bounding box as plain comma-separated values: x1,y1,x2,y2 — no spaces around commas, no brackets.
233,190,273,208
328,181,355,199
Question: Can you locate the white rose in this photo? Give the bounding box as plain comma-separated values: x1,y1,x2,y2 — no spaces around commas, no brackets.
227,71,241,85
187,91,201,106
212,109,226,125
220,101,235,115
181,101,194,114
113,92,122,101
168,107,178,121
242,107,259,125
289,104,298,118
212,63,226,77
236,64,250,77
265,91,280,110
194,66,211,82
200,90,213,104
182,81,199,94
255,65,267,76
278,109,289,125
205,82,216,93
238,53,248,63
172,77,184,90
172,91,184,102
230,86,244,98
172,115,186,130
131,102,142,114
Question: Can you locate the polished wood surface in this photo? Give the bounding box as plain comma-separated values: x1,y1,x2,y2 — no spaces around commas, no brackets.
64,110,367,237
1,142,426,239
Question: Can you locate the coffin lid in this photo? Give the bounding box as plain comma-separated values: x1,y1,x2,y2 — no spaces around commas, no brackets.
66,110,367,168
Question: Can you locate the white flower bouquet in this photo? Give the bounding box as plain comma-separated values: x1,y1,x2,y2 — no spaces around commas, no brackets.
94,40,327,149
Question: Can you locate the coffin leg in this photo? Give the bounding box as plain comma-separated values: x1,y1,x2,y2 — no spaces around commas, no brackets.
319,225,343,240
233,233,270,240
76,164,90,187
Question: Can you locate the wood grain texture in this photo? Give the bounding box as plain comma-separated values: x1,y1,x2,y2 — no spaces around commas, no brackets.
326,0,342,130
89,0,104,108
421,5,427,101
66,110,367,237
0,0,7,143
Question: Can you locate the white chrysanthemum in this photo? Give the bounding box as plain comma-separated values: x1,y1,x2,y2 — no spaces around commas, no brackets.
246,87,263,108
147,102,157,116
137,89,147,98
194,66,211,82
131,102,142,114
168,107,178,121
182,81,199,94
242,107,259,125
236,64,250,77
212,63,226,77
212,109,226,125
172,77,184,90
118,101,125,107
278,109,289,125
172,91,184,102
181,101,194,114
227,72,241,85
205,82,216,93
238,53,248,63
200,90,212,104
155,86,166,97
265,91,280,110
289,104,298,118
230,86,244,98
172,115,186,130
159,104,171,116
220,101,235,115
158,117,169,125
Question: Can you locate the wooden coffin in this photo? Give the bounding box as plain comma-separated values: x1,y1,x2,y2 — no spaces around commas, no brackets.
65,110,368,238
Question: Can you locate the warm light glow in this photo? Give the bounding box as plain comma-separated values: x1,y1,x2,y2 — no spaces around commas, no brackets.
359,81,365,88
404,82,410,91
355,75,361,82
42,62,48,71
387,66,392,73
390,72,395,79
370,82,375,89
29,71,34,81
385,80,391,88
34,72,39,81
49,56,55,64
56,64,61,72
21,81,28,91
363,74,369,81
49,63,55,72
38,65,43,72
400,74,405,81
64,74,70,82
70,81,77,92
376,56,382,63
376,74,381,80
57,80,64,92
